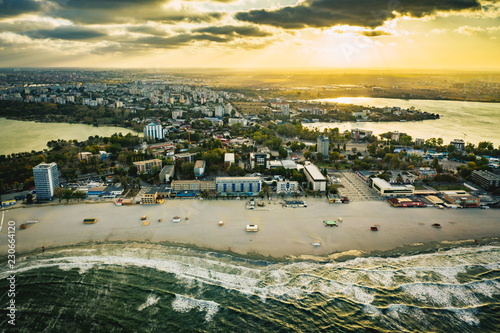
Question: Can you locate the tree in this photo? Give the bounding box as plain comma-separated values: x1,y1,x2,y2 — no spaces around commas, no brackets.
329,151,340,163
128,165,138,176
278,147,288,159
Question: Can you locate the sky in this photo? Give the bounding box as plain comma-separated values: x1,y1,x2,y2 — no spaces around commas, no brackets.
0,0,499,69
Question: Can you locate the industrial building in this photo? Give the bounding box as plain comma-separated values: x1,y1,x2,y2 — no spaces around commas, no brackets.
371,178,414,197
33,162,59,200
303,164,327,192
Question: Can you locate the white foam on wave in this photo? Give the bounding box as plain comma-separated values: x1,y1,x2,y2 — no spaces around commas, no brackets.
3,244,498,311
448,308,480,326
401,282,481,307
138,293,160,311
171,294,219,322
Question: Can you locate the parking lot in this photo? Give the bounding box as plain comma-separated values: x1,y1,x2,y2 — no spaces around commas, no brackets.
330,170,383,202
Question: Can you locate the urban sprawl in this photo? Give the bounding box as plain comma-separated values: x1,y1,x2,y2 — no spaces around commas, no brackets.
0,71,499,211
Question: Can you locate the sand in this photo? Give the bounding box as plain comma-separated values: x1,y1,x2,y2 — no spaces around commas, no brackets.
1,199,499,259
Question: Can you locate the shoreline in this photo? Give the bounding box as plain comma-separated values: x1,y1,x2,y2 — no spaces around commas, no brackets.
1,199,499,260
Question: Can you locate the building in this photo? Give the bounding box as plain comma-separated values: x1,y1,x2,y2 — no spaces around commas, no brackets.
133,159,162,173
144,122,165,140
414,167,437,179
391,131,400,141
276,181,300,194
215,177,262,195
450,139,465,151
317,135,329,157
224,153,235,167
351,128,373,140
171,180,216,192
142,187,159,204
159,165,175,183
443,192,480,208
250,152,270,169
415,138,425,146
194,160,206,177
33,162,59,200
471,170,500,188
303,164,327,192
228,118,248,126
78,152,92,161
371,177,414,197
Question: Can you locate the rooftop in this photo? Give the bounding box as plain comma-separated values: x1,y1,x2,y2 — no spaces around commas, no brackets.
304,164,326,181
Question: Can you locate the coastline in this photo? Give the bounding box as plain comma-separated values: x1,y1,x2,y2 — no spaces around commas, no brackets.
1,199,499,261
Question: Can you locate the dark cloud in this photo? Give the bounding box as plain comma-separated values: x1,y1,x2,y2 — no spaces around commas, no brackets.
49,0,225,25
361,30,392,37
126,25,169,36
21,26,106,40
0,0,42,18
193,25,272,37
132,33,233,49
235,0,482,29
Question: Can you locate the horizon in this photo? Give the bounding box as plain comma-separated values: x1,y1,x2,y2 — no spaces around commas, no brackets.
0,1,499,69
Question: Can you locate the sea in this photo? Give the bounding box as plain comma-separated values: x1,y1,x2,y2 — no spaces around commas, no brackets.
1,242,499,332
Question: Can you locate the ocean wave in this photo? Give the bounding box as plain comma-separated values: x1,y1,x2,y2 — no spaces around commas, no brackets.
171,294,220,322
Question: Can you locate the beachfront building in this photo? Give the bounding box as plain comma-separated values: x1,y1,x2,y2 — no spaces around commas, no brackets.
159,165,175,183
303,164,327,192
144,122,165,140
133,159,162,173
371,177,414,197
317,135,329,157
276,181,300,194
171,180,216,192
194,160,206,178
471,170,500,188
142,187,159,204
443,192,480,208
33,162,59,200
250,152,270,169
215,177,262,196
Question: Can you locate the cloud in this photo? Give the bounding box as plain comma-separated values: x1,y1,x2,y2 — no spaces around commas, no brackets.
21,25,106,40
0,0,43,18
456,24,500,35
361,30,392,37
193,25,272,37
235,0,482,29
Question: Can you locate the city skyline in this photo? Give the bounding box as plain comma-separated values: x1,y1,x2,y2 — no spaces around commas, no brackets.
0,0,499,69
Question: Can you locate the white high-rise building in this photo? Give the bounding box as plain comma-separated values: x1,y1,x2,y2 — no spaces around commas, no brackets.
317,135,329,157
33,162,59,200
144,122,165,140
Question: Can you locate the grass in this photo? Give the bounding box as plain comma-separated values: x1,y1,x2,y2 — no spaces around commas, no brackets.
429,184,470,192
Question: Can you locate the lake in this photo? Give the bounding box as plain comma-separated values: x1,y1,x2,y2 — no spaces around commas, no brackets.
0,118,139,155
305,97,500,146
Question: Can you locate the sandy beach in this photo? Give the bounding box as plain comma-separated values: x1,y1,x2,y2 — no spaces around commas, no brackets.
1,199,499,259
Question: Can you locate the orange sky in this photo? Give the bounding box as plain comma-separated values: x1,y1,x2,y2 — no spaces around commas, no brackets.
0,0,498,68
